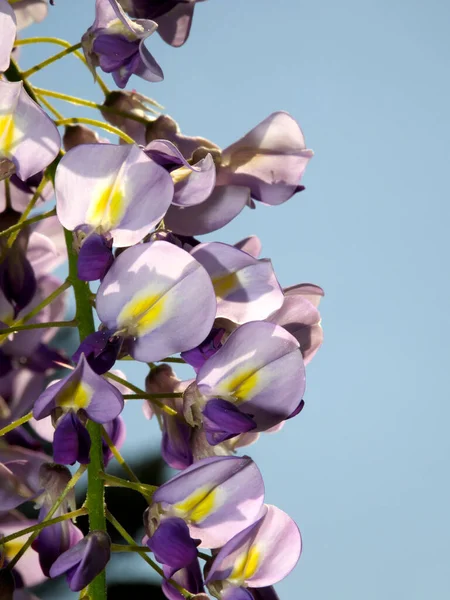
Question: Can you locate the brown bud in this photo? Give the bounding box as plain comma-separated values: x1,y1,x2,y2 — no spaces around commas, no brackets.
63,125,100,151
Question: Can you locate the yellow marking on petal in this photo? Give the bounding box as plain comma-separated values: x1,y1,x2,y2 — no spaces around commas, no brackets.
212,272,240,300
86,179,126,232
4,540,24,561
226,369,259,402
170,166,192,185
0,114,15,156
174,486,217,524
56,379,93,411
118,291,166,337
230,545,260,583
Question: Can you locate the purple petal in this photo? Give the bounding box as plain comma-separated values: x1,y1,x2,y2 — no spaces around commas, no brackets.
217,112,313,206
136,38,164,82
77,233,114,281
283,283,324,307
33,354,124,423
203,399,256,446
197,322,305,430
181,328,225,373
0,250,36,317
49,531,111,592
96,241,217,363
147,518,199,569
53,413,91,465
0,0,17,72
162,558,204,600
156,2,195,47
222,588,254,600
164,185,250,236
72,329,121,375
206,505,301,588
161,416,193,470
0,80,61,180
191,242,284,324
33,519,83,577
152,455,265,549
55,143,174,247
249,587,280,600
234,236,262,258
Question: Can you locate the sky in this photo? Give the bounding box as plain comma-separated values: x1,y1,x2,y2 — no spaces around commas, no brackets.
15,0,450,598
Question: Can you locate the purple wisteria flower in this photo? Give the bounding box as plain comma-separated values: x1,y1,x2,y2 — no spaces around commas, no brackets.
186,321,305,443
119,0,206,47
82,0,163,88
49,531,111,591
206,504,301,597
94,240,217,363
146,455,265,549
32,354,124,464
55,142,174,280
0,446,48,510
32,464,83,576
0,0,16,73
0,80,61,180
190,242,284,324
267,283,324,364
159,112,313,235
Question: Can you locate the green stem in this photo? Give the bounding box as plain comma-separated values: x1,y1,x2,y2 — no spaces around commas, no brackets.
55,118,134,144
36,94,65,119
0,320,76,335
14,37,110,95
0,508,87,546
100,472,157,497
101,426,140,484
159,357,186,364
111,544,151,553
105,511,193,599
65,228,106,600
33,87,155,124
6,465,86,571
6,176,48,248
0,208,56,238
22,43,82,78
0,412,32,437
122,393,183,400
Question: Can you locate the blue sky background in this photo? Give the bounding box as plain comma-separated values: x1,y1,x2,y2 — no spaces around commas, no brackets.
16,0,450,598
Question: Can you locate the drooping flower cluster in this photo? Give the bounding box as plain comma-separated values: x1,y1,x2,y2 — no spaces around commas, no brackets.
0,1,324,599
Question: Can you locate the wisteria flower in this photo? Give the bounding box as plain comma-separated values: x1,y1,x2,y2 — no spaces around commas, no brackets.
162,112,313,235
12,0,48,31
189,321,305,443
94,240,217,363
146,455,265,549
55,142,174,280
0,80,61,180
206,505,301,597
82,0,163,88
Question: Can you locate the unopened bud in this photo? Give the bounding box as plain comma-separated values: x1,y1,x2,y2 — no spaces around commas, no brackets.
63,125,100,151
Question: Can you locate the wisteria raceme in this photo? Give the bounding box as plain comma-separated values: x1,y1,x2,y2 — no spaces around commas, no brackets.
0,1,324,599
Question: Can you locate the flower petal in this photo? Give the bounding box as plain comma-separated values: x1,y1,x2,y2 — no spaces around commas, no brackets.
0,0,17,72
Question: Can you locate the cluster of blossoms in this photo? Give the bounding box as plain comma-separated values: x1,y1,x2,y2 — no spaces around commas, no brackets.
0,1,324,599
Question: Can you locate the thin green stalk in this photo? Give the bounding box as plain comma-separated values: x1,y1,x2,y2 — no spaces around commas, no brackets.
101,426,140,484
105,511,194,599
111,544,151,553
55,118,134,144
65,228,106,600
0,412,32,437
22,42,83,78
15,37,110,95
159,357,186,364
6,176,48,248
6,465,86,571
0,320,76,335
100,472,157,497
104,372,178,415
0,508,87,546
123,393,183,400
0,208,57,238
33,87,156,123
36,94,65,119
